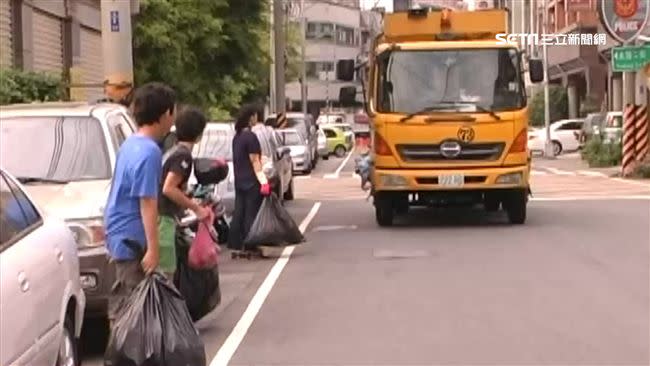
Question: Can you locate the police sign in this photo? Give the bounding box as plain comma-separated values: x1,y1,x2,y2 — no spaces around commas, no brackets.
599,0,650,43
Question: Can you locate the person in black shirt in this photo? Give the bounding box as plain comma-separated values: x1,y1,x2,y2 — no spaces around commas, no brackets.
158,106,210,278
228,103,271,253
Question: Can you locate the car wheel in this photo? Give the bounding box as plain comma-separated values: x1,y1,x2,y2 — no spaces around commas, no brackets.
334,145,346,158
56,314,79,366
283,179,294,201
552,140,562,156
504,189,527,225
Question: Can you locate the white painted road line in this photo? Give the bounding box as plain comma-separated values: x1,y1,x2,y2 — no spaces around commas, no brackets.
324,150,354,179
611,178,650,189
576,170,608,178
294,175,312,180
530,195,650,201
530,170,548,176
545,167,576,176
210,202,322,366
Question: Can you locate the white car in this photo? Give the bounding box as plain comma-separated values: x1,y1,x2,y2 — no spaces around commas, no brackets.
0,101,138,318
0,168,85,366
527,119,584,156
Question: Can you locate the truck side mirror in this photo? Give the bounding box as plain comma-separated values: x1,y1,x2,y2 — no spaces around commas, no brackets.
339,86,357,107
337,59,356,81
529,59,544,83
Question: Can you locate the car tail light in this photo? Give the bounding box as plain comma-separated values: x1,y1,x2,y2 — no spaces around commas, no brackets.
509,129,527,153
374,132,392,156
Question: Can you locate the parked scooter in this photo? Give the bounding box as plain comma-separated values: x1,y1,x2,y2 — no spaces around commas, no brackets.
173,158,229,322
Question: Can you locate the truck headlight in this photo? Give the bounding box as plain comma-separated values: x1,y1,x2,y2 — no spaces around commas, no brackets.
379,174,408,187
67,218,105,248
496,172,523,185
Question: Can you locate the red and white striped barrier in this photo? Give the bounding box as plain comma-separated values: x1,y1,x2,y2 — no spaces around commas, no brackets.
634,104,648,162
622,104,637,177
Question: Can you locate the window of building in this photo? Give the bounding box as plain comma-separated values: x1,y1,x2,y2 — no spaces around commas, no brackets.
306,61,334,79
336,26,356,46
306,22,335,41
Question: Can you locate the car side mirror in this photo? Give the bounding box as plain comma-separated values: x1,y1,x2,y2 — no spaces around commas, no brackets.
529,59,544,83
337,59,355,81
339,86,357,107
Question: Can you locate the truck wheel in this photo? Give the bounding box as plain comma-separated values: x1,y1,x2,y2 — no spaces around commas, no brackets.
505,190,527,224
283,179,294,201
375,196,394,227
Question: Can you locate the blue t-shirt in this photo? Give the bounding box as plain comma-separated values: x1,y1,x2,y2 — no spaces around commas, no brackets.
104,134,162,260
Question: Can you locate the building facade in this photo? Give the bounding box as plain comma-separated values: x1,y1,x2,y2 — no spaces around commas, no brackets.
0,0,106,101
285,0,362,117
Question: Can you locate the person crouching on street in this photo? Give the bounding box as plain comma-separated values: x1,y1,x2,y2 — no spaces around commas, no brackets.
228,104,271,255
103,82,176,328
158,106,211,280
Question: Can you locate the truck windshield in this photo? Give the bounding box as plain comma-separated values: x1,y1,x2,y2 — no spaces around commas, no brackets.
377,48,524,114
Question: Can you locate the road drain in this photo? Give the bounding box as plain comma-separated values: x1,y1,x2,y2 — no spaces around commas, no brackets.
373,249,431,259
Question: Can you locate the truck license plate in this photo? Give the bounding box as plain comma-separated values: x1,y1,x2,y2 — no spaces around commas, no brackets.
439,173,464,187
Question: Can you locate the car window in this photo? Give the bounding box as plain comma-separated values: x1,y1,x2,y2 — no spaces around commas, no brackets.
0,174,41,248
323,128,336,138
607,115,622,128
195,128,233,160
280,131,303,145
560,121,582,130
0,116,112,181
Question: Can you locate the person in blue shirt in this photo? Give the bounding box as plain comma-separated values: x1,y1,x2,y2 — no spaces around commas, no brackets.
103,82,176,325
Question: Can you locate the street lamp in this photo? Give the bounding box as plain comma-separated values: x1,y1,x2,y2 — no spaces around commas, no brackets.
542,0,554,158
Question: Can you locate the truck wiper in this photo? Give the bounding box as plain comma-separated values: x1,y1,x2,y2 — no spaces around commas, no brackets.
467,103,501,120
16,176,69,184
399,101,476,123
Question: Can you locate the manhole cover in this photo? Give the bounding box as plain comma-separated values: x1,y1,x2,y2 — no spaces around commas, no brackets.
312,225,358,232
373,249,431,259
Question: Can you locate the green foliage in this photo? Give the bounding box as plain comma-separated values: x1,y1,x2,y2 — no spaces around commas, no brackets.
528,85,568,127
0,68,64,105
631,162,650,178
133,0,270,114
580,136,622,167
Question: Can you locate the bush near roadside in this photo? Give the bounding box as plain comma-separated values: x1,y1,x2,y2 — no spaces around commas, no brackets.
528,85,568,127
580,135,622,167
0,68,64,105
630,162,650,179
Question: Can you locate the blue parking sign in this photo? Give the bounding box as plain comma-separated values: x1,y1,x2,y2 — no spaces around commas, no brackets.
110,10,119,32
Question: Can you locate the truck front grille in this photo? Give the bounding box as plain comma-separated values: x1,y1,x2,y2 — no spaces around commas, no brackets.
397,142,505,162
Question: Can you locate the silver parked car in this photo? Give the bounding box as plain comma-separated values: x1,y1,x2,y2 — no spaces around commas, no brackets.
0,168,85,366
191,122,236,216
0,101,138,319
265,112,318,171
278,128,312,174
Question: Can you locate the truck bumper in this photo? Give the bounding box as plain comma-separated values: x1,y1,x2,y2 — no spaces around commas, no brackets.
373,165,529,192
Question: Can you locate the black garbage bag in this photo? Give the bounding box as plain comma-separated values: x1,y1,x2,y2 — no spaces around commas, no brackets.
174,261,221,322
244,194,305,247
104,273,206,366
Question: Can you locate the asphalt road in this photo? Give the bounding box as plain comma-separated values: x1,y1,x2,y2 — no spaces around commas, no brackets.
81,152,650,365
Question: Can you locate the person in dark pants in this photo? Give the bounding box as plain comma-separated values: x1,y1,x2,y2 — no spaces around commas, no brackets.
228,104,271,254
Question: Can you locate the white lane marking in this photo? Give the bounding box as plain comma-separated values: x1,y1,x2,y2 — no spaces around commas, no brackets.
294,175,312,180
530,170,548,176
324,150,354,179
611,178,650,189
546,167,575,176
210,202,322,366
530,195,650,201
312,224,358,231
576,170,608,178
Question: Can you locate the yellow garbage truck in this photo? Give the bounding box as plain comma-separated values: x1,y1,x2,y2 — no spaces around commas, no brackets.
339,7,544,226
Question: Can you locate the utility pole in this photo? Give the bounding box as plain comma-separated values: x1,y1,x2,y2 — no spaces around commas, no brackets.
100,0,137,103
269,0,276,114
542,0,554,158
300,0,308,115
273,0,286,114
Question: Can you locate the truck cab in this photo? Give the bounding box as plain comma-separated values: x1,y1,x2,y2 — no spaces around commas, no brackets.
342,7,543,226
